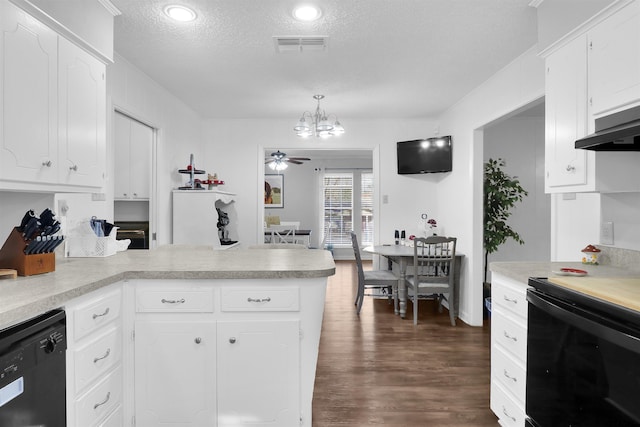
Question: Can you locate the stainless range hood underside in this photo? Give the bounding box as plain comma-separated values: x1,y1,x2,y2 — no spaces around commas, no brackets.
576,105,640,151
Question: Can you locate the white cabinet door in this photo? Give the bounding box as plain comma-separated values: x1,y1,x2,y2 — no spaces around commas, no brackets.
129,118,152,199
0,2,58,184
588,1,640,116
113,112,131,199
217,320,300,427
114,112,152,200
58,36,106,188
134,320,217,426
545,34,589,190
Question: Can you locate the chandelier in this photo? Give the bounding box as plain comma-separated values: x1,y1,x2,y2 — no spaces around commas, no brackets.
293,94,345,138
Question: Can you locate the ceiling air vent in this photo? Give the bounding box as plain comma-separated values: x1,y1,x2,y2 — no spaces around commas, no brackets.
273,36,328,53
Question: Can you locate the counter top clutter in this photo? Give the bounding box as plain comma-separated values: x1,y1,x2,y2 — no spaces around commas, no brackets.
0,245,335,329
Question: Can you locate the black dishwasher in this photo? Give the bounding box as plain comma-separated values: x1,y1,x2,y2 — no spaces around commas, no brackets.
0,309,66,426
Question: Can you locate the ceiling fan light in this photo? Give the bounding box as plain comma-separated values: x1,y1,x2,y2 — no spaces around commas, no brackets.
297,129,312,137
275,162,288,171
318,130,332,138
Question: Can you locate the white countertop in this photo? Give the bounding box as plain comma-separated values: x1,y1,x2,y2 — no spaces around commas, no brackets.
0,245,335,329
490,261,640,285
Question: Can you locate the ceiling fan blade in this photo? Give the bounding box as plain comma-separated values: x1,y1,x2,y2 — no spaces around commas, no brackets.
286,157,311,161
286,159,304,165
265,159,276,164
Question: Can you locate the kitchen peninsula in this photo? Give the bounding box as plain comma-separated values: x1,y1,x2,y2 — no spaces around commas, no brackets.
0,246,335,427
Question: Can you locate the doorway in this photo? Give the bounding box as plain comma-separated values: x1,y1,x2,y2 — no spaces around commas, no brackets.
113,110,157,249
261,148,375,257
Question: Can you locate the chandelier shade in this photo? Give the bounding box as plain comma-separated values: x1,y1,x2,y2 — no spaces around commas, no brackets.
293,95,344,138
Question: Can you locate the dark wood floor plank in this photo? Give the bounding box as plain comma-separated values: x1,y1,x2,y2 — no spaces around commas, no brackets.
313,260,498,426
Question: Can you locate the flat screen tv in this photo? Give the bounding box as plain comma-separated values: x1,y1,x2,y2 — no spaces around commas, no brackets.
397,136,452,174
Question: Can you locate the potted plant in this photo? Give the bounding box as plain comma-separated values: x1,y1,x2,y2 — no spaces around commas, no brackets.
483,158,528,300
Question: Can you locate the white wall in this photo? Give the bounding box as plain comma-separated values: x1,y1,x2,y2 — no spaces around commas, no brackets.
601,192,640,251
108,54,204,246
436,45,546,326
484,115,550,282
201,118,438,247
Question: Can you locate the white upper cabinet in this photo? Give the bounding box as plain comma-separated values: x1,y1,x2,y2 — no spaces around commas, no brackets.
0,2,58,185
58,37,106,188
588,1,640,118
544,1,640,193
545,34,589,190
114,112,152,200
0,1,109,192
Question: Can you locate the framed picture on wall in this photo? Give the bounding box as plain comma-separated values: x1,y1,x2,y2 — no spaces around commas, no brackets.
265,175,284,208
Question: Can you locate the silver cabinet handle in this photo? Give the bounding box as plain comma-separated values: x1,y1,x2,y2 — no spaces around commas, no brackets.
502,405,516,422
94,392,110,410
566,165,575,172
195,337,201,344
229,337,236,344
94,348,111,363
42,160,52,167
503,331,518,342
247,297,271,303
93,307,110,319
161,298,185,304
503,369,517,382
502,295,518,305
69,164,78,171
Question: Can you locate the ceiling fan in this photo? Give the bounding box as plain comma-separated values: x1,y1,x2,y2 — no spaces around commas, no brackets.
265,150,310,171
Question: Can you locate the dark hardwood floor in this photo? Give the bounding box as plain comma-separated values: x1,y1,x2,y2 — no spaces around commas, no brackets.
312,260,498,426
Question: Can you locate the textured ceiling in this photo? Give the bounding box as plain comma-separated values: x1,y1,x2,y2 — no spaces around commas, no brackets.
112,0,538,120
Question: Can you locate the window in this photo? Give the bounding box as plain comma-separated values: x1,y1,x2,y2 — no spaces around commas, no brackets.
323,171,373,247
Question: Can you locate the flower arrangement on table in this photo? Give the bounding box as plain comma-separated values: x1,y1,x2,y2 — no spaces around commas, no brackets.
428,218,437,235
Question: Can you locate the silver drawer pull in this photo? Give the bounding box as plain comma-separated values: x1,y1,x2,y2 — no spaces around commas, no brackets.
42,160,52,167
161,298,185,304
94,348,111,363
502,405,516,422
503,331,518,342
94,392,110,410
503,369,517,382
69,164,78,171
503,295,518,304
247,297,271,303
93,307,110,319
229,337,236,344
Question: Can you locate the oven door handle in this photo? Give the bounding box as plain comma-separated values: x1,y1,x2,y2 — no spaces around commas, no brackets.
528,290,640,354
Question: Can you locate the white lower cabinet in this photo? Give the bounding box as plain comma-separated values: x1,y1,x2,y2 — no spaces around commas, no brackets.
490,273,529,427
131,280,312,427
134,320,217,425
66,284,123,427
217,320,300,426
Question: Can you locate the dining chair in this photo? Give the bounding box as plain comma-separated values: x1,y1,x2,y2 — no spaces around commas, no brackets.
350,232,397,315
407,236,457,325
266,224,298,244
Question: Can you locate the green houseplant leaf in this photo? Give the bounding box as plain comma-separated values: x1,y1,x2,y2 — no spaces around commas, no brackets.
483,158,528,284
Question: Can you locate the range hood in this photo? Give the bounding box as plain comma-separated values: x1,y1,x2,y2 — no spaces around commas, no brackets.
575,105,640,151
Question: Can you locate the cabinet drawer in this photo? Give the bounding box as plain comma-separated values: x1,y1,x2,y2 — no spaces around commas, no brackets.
136,288,214,312
221,287,299,312
492,348,526,405
491,381,526,427
72,289,122,341
492,276,528,320
72,327,122,394
75,366,122,427
493,306,528,361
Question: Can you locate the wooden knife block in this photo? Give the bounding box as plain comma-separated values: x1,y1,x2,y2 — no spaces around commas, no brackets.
0,228,55,276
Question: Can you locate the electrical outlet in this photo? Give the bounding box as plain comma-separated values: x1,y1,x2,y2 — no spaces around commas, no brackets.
601,221,614,245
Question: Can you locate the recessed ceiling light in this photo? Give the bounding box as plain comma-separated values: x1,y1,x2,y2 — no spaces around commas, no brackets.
293,5,321,22
164,5,197,22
